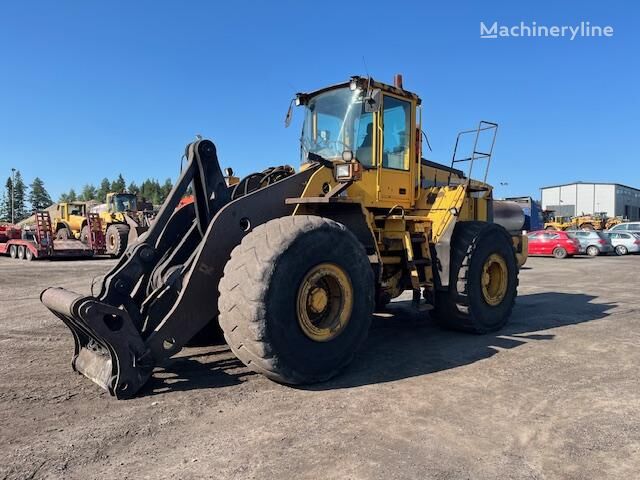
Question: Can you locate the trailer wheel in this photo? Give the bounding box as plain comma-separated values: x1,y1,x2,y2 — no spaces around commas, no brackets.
9,244,17,259
431,222,518,334
105,224,129,257
17,245,25,260
219,215,374,384
25,248,33,261
56,227,71,240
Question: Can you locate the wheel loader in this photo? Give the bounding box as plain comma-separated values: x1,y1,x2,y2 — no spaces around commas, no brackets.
41,75,527,399
91,192,153,257
53,202,88,239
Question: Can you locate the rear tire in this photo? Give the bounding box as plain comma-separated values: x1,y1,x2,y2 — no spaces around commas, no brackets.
431,222,518,334
218,215,374,384
25,248,33,261
615,245,628,256
105,224,129,257
17,245,25,260
56,227,71,240
9,244,17,259
586,245,600,257
553,247,568,259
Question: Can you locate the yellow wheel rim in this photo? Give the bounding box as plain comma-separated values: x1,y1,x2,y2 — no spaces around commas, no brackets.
297,263,353,342
481,253,508,306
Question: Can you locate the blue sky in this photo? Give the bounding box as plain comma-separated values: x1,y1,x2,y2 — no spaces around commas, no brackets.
0,1,637,201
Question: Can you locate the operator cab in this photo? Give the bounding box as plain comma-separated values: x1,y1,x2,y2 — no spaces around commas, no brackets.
110,193,138,213
296,75,420,208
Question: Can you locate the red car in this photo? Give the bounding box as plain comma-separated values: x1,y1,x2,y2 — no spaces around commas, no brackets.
527,230,580,258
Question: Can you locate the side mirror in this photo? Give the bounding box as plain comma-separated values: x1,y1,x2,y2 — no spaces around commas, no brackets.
364,88,381,112
284,99,294,128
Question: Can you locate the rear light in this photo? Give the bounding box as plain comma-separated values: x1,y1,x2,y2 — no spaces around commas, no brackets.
599,239,606,245
635,239,640,245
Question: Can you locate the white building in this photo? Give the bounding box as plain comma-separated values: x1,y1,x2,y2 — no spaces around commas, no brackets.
540,182,640,221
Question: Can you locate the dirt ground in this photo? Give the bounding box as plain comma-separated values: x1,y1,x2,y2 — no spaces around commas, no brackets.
0,254,638,479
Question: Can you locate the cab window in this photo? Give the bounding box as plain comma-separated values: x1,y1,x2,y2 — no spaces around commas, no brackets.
382,96,411,170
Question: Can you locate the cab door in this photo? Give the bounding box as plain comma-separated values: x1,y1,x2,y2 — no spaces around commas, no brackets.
376,94,415,207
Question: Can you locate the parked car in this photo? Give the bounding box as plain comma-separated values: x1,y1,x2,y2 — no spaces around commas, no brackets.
567,230,614,256
608,222,640,234
527,230,580,258
603,231,640,255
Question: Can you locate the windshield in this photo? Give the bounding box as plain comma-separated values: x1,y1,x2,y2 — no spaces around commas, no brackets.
300,87,373,166
113,194,137,212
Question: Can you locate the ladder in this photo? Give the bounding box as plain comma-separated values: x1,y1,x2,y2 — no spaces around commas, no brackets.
34,211,54,255
86,213,106,254
448,121,498,186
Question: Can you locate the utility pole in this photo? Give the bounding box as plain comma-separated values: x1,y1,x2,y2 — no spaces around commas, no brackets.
11,167,16,224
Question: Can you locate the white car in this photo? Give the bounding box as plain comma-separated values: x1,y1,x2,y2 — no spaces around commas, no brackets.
604,231,640,255
608,222,640,234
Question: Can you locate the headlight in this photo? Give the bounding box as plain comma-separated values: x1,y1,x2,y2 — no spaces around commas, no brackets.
335,164,351,179
333,162,362,182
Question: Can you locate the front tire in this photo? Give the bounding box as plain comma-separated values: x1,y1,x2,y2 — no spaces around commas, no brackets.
56,227,71,240
80,225,90,244
431,222,518,334
105,224,129,257
218,215,374,384
586,245,600,257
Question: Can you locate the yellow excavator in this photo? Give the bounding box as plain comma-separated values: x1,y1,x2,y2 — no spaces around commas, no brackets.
41,75,526,398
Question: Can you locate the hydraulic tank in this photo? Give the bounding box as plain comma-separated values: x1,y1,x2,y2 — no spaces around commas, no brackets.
493,200,526,233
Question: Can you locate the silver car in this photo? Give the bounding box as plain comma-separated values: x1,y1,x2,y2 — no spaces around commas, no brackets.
604,231,640,255
567,230,614,256
608,222,640,234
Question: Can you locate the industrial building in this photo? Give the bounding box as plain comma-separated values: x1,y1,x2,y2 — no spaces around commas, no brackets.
540,182,640,221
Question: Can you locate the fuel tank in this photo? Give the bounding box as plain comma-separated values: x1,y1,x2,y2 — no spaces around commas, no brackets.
493,200,526,233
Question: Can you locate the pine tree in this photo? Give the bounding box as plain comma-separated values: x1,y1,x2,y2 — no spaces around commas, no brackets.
12,171,27,221
160,178,173,201
1,178,12,222
28,177,53,211
111,174,126,193
127,181,139,195
67,188,77,202
79,184,97,201
97,178,111,203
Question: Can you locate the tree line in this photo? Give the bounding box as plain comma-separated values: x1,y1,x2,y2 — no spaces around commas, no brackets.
0,170,173,223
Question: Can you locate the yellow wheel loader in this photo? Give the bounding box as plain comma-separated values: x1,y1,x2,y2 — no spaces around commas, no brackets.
92,192,153,257
41,75,527,399
53,202,88,239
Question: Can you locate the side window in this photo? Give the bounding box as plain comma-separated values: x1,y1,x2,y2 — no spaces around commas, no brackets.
354,111,374,167
549,233,560,239
382,96,411,170
632,223,640,230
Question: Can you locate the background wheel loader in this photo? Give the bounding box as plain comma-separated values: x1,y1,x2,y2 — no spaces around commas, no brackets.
91,192,154,257
53,202,88,239
41,75,527,399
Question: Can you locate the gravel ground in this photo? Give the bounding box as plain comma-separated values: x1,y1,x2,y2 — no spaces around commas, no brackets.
0,254,638,479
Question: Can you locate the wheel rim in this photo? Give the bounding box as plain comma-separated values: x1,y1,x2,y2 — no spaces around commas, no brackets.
297,263,353,342
588,246,598,256
109,234,116,249
481,254,508,306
